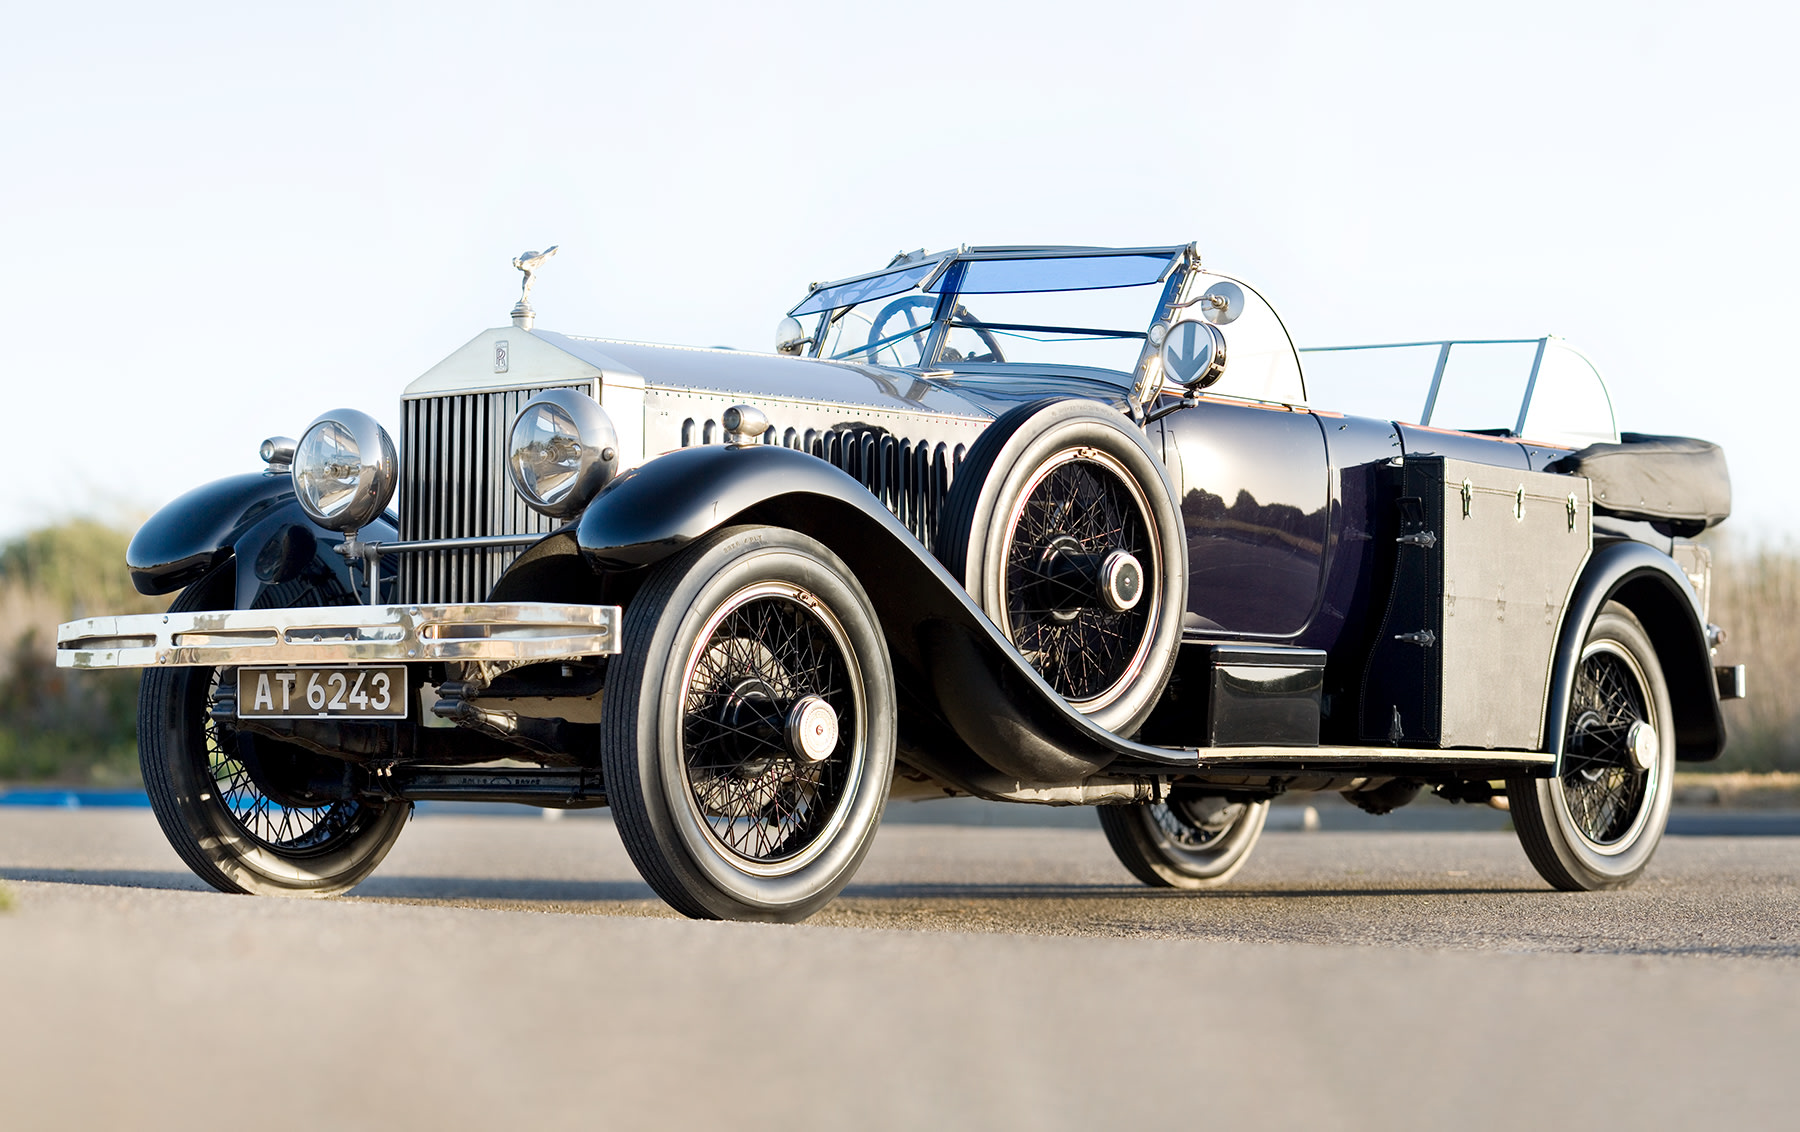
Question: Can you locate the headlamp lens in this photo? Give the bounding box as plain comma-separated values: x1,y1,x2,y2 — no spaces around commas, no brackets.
510,402,584,509
291,409,397,531
506,389,619,518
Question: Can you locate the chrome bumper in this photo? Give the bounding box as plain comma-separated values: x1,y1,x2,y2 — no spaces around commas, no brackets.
55,603,622,670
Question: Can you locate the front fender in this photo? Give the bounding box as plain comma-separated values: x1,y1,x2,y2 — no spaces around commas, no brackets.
127,473,294,594
569,444,1197,787
126,471,394,609
1547,539,1725,763
575,445,866,571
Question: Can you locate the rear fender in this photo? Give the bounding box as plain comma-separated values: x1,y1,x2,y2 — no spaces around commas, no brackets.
1548,540,1725,763
126,472,392,609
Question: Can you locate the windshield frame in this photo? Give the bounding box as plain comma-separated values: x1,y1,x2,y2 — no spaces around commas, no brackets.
798,245,1189,378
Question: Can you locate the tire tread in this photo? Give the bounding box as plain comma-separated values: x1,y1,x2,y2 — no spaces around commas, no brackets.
1096,805,1177,888
933,398,1063,581
138,663,248,894
1096,800,1267,890
1507,603,1671,892
600,534,722,920
1505,778,1587,891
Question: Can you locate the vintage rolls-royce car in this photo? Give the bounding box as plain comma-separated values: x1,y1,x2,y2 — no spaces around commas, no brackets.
58,243,1744,921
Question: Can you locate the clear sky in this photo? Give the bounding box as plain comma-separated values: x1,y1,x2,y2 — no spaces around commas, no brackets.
3,1,1794,542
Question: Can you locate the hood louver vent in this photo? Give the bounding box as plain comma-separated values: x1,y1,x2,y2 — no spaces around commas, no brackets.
679,418,964,553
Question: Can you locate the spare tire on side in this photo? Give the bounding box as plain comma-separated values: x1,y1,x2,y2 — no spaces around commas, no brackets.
935,397,1187,738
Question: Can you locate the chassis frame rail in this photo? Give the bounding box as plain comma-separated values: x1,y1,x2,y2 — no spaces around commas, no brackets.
56,602,622,670
393,766,608,808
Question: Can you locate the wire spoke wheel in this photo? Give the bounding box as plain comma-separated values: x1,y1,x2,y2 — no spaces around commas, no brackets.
999,450,1158,709
1150,796,1241,851
679,586,863,869
1556,645,1655,849
936,398,1186,737
602,526,896,922
1098,793,1269,889
138,572,408,897
201,670,370,856
1507,602,1674,891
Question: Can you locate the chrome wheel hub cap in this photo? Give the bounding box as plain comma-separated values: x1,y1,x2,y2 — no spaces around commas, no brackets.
787,694,840,764
1626,719,1658,772
1099,549,1143,613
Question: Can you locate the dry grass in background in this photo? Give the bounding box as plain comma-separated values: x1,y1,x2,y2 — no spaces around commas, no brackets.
1673,770,1800,806
0,522,164,783
1710,540,1800,772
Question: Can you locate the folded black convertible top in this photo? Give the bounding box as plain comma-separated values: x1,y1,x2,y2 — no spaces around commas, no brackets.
1548,433,1731,535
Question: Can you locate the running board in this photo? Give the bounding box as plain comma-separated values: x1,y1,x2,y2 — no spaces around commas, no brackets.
1109,745,1556,776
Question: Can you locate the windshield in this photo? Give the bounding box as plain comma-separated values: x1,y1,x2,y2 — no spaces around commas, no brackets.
792,261,940,317
1298,338,1619,446
805,251,1181,375
818,292,938,367
938,284,1166,371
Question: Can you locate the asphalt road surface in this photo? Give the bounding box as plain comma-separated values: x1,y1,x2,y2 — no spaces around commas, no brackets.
3,808,1797,1130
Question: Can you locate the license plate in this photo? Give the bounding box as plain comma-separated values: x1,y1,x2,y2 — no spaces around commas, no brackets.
237,666,408,719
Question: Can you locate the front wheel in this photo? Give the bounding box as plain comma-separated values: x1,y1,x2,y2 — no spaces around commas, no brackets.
1097,794,1269,889
1507,603,1674,891
139,577,409,897
600,526,897,922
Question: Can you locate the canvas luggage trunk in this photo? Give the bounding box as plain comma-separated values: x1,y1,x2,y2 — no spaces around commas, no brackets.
1359,457,1592,750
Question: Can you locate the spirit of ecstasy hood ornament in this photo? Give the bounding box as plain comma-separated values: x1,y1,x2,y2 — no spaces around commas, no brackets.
511,245,558,329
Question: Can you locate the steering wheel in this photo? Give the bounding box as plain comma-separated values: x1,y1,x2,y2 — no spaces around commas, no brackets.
867,295,938,363
938,306,1006,364
867,296,1008,366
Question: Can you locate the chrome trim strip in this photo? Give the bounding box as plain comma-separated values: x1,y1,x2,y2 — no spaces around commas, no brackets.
381,534,546,553
56,602,621,670
955,243,1188,259
1189,745,1555,766
399,379,598,401
1298,337,1552,351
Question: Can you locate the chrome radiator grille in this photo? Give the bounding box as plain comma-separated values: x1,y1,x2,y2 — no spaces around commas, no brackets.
397,383,593,604
679,418,965,554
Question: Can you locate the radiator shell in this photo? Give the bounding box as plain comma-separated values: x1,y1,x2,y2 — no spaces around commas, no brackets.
397,382,593,605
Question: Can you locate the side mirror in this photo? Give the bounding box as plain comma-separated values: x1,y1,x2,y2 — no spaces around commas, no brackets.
1196,280,1244,325
1157,318,1228,390
775,316,809,356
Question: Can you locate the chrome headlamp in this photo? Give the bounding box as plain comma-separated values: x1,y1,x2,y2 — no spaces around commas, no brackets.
292,408,398,532
507,389,620,518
